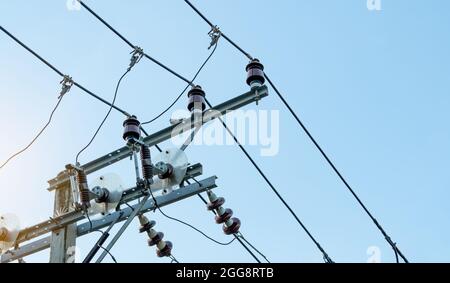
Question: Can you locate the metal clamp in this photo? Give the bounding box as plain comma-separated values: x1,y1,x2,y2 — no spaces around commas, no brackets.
208,25,221,49
59,75,74,99
128,46,144,71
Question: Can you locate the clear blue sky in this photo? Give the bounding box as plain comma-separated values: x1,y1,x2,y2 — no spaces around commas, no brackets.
1,0,449,263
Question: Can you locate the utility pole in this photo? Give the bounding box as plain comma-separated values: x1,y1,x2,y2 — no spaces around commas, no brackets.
49,171,77,263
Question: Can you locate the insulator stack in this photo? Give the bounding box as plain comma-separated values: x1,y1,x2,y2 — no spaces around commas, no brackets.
140,144,153,181
187,85,206,112
76,169,91,209
246,59,265,88
206,191,241,235
138,215,173,258
123,115,141,143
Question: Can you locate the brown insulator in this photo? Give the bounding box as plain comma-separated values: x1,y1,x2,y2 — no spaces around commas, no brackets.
76,169,91,208
215,208,233,224
187,85,206,112
207,197,225,211
148,232,164,247
246,59,265,87
156,241,173,258
123,115,141,142
223,217,241,235
139,220,156,234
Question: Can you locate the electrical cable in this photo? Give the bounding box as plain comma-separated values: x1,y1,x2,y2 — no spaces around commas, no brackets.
264,74,410,264
0,25,131,117
203,98,334,263
98,245,117,263
169,254,180,263
76,0,192,85
0,94,64,170
236,232,271,264
183,0,408,263
84,213,118,263
75,69,130,164
141,42,219,126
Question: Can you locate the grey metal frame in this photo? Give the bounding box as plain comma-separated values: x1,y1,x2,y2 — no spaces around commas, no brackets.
47,85,268,191
1,176,217,263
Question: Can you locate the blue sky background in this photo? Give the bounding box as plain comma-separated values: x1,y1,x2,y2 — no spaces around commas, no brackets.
0,0,449,263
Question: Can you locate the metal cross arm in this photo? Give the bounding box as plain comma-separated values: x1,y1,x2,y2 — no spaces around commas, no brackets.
1,175,217,263
16,175,217,245
46,85,268,191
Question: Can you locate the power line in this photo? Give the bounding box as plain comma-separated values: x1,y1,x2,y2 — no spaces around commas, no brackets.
236,232,270,264
141,41,219,126
264,75,410,263
76,0,193,85
84,214,119,263
0,93,64,170
75,69,130,164
204,98,333,263
182,0,408,263
0,25,131,117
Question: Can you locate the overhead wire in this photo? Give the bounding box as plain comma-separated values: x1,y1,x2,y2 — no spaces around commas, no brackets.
76,0,193,85
141,41,219,126
0,93,64,170
203,98,334,263
75,68,130,164
0,25,131,117
182,0,408,264
85,213,118,263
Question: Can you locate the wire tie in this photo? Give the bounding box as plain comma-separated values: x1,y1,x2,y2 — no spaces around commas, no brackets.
208,25,221,49
128,46,144,71
59,75,74,99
